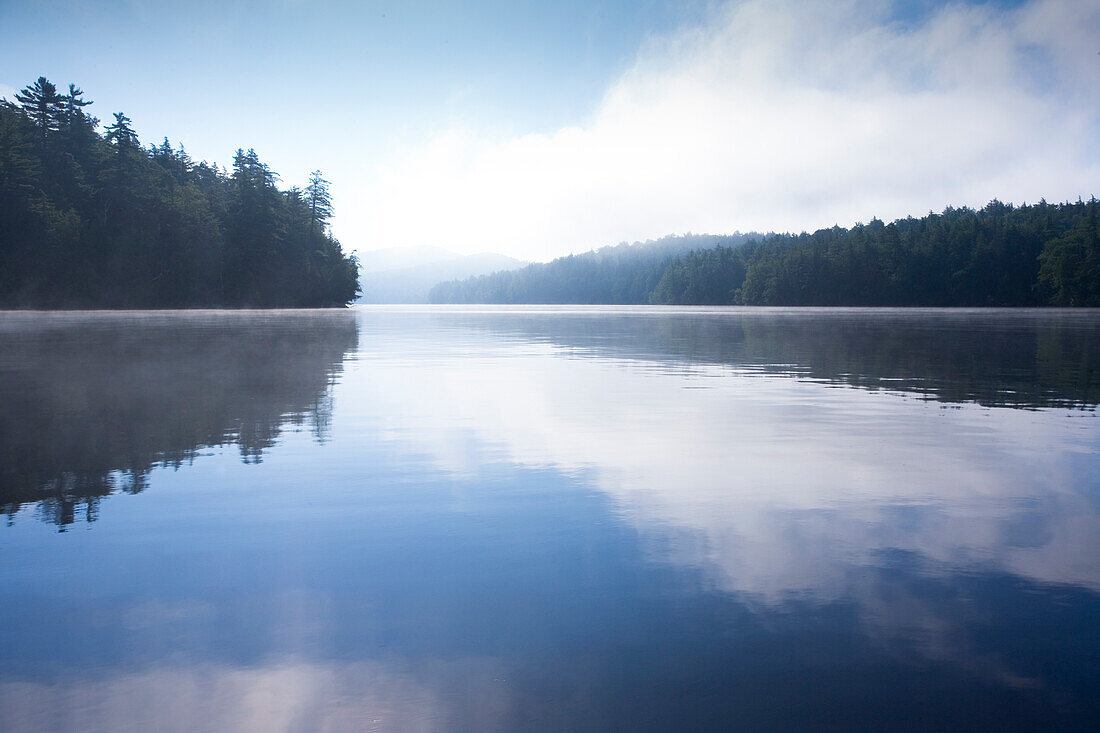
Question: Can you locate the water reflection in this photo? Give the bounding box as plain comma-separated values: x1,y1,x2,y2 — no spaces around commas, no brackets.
429,307,1100,408
346,308,1100,726
0,657,507,732
355,309,1100,597
0,310,357,527
1,307,1099,731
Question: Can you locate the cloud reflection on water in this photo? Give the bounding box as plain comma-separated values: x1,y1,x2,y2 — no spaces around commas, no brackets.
350,309,1100,600
3,308,1100,730
0,657,510,733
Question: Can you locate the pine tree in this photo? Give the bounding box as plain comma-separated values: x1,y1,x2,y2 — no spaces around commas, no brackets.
0,103,40,197
0,75,362,308
60,84,93,133
305,169,332,238
14,77,64,145
105,112,138,149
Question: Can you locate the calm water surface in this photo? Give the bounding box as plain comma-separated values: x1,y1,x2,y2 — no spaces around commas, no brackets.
1,306,1099,731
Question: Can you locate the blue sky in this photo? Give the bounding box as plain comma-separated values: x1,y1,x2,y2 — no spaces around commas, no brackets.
2,0,1097,260
0,1,696,160
0,1,696,133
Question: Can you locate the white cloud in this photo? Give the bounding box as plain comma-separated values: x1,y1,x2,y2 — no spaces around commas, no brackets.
348,0,1100,261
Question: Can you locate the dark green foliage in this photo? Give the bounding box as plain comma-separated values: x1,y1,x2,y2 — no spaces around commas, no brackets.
650,245,746,304
14,77,63,143
1038,201,1100,306
0,77,359,308
305,169,333,236
429,234,757,304
432,199,1100,306
730,199,1098,306
104,111,138,149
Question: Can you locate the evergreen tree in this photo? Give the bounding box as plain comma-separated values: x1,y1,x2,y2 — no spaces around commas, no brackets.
105,112,138,151
14,77,64,144
0,76,360,308
60,84,93,133
1039,198,1100,305
305,169,332,237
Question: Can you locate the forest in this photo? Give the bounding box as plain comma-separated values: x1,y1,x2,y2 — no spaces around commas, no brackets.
0,77,359,308
428,233,759,304
431,199,1100,306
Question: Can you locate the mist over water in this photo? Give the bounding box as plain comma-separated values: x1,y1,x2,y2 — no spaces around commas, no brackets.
1,307,1099,731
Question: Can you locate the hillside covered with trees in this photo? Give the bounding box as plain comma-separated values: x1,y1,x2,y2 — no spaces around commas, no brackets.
0,77,359,308
430,199,1099,306
428,233,759,304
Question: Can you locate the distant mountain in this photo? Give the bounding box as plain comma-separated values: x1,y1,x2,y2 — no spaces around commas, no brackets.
357,248,526,303
428,233,758,304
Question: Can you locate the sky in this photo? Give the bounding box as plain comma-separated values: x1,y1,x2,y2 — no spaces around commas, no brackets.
1,0,1097,261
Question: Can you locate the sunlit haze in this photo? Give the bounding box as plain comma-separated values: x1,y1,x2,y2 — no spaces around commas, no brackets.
3,0,1097,261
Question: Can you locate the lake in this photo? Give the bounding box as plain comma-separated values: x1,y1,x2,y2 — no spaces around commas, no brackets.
1,306,1099,732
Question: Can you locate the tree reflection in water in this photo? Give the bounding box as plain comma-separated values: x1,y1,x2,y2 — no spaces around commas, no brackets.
441,307,1100,409
0,311,358,528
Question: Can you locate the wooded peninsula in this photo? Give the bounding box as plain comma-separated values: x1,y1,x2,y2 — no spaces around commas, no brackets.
431,198,1100,306
0,77,359,308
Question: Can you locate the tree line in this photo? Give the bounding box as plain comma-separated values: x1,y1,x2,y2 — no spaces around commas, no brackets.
0,76,359,308
428,233,758,304
431,199,1099,306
